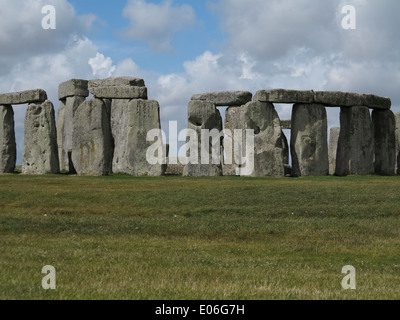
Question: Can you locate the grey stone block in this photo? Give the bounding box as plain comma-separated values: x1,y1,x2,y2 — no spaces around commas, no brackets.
328,127,340,175
72,98,114,176
254,89,315,104
111,99,165,176
290,104,329,177
372,110,396,176
23,100,59,174
0,105,16,173
191,91,252,106
90,86,148,100
335,106,374,176
0,89,47,105
58,79,89,100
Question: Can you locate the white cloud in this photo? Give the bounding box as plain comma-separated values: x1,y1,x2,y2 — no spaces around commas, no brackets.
120,0,196,51
0,0,95,73
89,53,116,78
209,0,400,109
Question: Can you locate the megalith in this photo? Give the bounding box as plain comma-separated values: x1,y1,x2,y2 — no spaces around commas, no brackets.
191,91,252,106
224,105,245,176
111,99,166,176
290,104,329,177
23,100,59,174
88,77,147,100
0,105,16,173
328,127,340,175
372,110,396,176
72,98,114,176
335,106,374,176
243,101,286,177
57,79,88,172
395,112,400,175
183,100,223,177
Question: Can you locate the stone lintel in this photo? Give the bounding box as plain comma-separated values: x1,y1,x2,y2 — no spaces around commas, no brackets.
0,89,47,105
58,79,89,100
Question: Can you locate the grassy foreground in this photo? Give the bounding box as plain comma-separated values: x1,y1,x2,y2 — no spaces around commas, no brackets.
0,174,399,300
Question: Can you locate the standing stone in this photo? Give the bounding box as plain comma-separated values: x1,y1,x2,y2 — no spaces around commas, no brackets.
282,131,290,173
243,101,286,177
57,96,86,172
183,100,223,177
57,100,67,171
72,98,114,176
290,104,329,177
328,127,340,175
372,110,396,176
111,99,165,176
223,105,245,175
23,100,59,174
335,106,374,176
0,105,16,173
395,112,400,175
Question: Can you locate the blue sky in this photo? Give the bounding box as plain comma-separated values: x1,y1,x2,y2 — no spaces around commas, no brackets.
0,0,399,163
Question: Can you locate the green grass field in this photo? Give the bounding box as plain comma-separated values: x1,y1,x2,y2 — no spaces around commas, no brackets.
0,174,399,300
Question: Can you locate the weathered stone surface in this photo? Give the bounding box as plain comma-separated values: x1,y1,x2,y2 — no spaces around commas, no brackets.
224,105,246,175
281,120,291,129
57,100,67,172
282,130,289,167
314,91,391,110
183,100,223,177
58,79,89,100
335,106,374,176
243,101,286,177
57,96,86,172
191,91,252,106
72,98,114,176
90,86,148,100
165,157,185,175
111,99,165,176
290,104,329,177
23,100,59,174
88,77,145,91
372,110,396,176
253,89,391,110
0,105,16,173
395,112,400,175
328,127,340,175
0,89,47,105
254,89,315,104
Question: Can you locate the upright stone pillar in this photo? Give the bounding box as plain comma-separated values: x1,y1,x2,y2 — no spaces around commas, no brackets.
328,127,340,175
23,100,59,174
72,98,114,176
111,99,166,176
183,100,223,177
224,105,245,176
372,110,396,176
290,104,329,177
0,105,16,173
243,101,286,177
57,79,89,172
395,112,400,175
335,106,374,176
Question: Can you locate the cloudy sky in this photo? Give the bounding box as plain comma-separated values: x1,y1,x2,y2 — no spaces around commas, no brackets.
1,0,399,163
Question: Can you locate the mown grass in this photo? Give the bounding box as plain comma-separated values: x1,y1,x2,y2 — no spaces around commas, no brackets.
0,174,399,300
